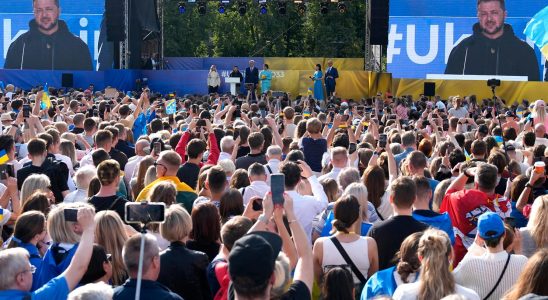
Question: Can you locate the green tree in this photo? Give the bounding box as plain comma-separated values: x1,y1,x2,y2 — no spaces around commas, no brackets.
163,0,365,58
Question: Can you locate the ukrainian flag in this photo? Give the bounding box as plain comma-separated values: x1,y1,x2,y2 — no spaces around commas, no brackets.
166,99,177,115
0,150,9,165
40,83,51,110
524,6,548,58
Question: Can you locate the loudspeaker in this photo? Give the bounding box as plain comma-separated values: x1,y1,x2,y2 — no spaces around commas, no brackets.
424,82,436,97
370,0,389,45
61,73,74,88
106,0,125,42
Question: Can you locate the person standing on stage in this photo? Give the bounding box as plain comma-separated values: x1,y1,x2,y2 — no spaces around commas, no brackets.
259,64,273,95
207,65,221,94
324,60,339,97
245,60,259,101
229,66,244,93
310,64,324,101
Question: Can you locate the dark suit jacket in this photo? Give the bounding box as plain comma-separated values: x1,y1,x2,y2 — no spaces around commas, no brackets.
245,67,259,84
325,67,339,87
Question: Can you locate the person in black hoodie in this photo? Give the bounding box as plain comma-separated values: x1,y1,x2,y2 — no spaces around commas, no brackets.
4,0,92,70
445,0,539,81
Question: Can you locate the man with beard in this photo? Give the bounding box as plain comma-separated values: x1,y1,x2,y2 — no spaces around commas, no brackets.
4,0,93,70
445,0,539,81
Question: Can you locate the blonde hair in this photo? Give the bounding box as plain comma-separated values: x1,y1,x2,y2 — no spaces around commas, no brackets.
417,228,455,300
60,139,77,167
342,182,369,221
144,165,157,187
160,205,192,242
94,210,128,286
527,195,548,249
270,252,291,299
48,202,93,244
20,174,50,205
68,282,114,300
148,181,177,206
0,248,30,290
533,99,546,122
319,178,339,203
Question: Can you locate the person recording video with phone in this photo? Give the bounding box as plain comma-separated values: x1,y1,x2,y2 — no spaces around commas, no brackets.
445,0,539,81
4,0,93,70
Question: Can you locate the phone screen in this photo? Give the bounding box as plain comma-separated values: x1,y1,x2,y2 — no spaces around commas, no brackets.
64,209,79,222
270,174,285,206
125,202,165,224
23,105,31,118
153,142,161,155
379,134,387,148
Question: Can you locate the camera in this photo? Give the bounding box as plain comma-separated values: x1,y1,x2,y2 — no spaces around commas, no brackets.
487,78,501,87
125,202,165,224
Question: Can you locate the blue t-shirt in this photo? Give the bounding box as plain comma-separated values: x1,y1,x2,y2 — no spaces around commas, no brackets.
0,275,69,300
301,137,327,172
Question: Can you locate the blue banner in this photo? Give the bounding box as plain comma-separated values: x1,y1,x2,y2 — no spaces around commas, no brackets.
388,0,547,80
0,0,104,70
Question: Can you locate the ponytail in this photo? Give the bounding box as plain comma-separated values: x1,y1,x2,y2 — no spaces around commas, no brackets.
417,229,455,300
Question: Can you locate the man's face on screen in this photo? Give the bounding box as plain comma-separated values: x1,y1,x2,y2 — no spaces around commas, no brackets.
477,1,506,38
33,0,60,34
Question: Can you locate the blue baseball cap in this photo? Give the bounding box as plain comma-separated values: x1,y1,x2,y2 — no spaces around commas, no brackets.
478,212,505,240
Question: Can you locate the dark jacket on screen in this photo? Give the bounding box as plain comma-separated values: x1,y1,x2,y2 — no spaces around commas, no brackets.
445,23,539,81
4,20,93,70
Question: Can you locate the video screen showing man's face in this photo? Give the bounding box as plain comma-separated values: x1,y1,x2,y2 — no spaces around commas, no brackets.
33,0,60,34
477,1,507,38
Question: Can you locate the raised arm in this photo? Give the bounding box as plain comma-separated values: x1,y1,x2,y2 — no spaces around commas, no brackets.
266,117,283,148
205,120,220,165
516,171,542,212
63,207,96,291
284,193,314,293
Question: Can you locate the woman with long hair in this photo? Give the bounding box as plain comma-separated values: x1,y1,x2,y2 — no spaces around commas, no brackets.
60,139,77,171
37,202,95,287
130,155,154,199
313,195,379,296
504,248,548,300
219,188,244,224
94,210,129,286
187,202,221,262
362,165,393,221
7,211,47,291
311,63,324,101
519,195,548,257
393,228,479,300
20,174,53,205
361,232,422,299
531,99,548,129
207,64,220,94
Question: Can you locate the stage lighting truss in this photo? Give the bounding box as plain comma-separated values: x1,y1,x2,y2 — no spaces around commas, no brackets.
277,1,287,14
294,0,306,15
320,1,328,14
197,1,207,15
258,0,267,14
178,1,186,14
238,0,248,16
337,1,347,13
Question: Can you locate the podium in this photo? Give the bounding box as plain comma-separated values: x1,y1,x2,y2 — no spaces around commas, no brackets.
225,77,241,96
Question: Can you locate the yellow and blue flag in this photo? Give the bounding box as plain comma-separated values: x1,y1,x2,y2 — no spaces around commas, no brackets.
524,6,548,58
0,149,9,165
40,83,51,110
166,99,177,115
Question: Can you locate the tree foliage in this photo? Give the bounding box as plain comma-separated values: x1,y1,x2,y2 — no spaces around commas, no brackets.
163,0,366,57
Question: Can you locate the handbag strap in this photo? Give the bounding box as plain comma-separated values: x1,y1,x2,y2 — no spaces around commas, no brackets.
329,236,367,284
483,253,511,300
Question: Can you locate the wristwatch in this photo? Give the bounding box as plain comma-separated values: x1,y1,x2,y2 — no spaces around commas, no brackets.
525,183,534,189
464,170,474,179
257,214,269,225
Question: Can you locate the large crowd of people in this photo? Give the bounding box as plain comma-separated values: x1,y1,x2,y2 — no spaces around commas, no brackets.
0,82,546,300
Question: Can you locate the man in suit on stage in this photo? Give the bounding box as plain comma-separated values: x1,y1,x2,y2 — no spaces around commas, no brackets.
245,60,259,101
324,60,339,97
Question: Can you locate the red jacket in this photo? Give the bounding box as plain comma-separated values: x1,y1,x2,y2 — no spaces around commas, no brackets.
175,131,220,167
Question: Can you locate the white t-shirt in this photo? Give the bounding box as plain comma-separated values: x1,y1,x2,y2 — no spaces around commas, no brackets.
448,107,469,119
393,282,480,300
